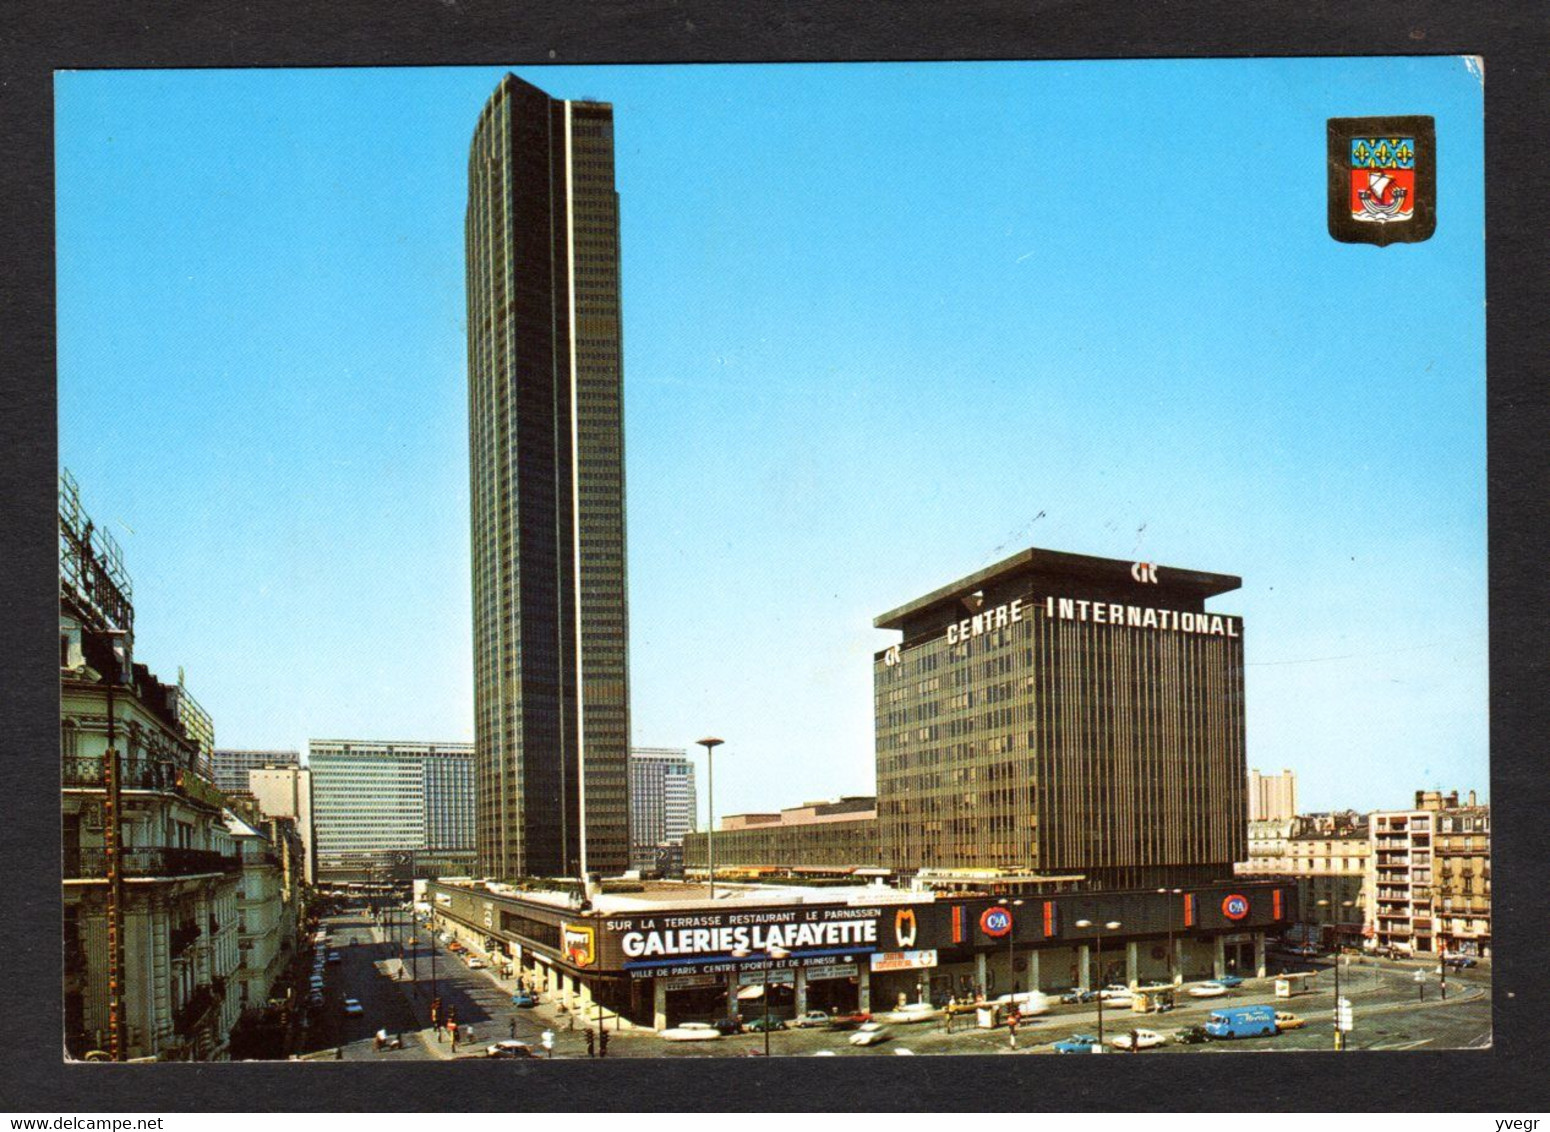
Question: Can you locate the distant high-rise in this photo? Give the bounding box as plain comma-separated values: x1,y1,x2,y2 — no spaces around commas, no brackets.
307,739,475,880
212,748,298,796
466,74,631,880
628,748,696,871
1248,768,1297,822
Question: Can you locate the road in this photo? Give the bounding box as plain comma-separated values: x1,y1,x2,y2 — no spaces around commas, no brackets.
296,921,1491,1059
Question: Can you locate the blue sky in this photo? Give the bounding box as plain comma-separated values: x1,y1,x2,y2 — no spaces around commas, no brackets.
56,59,1486,823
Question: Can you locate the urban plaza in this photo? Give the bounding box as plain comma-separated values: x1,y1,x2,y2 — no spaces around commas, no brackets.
425,546,1285,1031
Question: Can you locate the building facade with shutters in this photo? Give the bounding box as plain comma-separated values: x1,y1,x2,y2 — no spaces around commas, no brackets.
60,471,245,1061
466,73,631,881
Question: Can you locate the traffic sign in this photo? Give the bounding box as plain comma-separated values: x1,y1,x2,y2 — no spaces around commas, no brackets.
1335,996,1353,1032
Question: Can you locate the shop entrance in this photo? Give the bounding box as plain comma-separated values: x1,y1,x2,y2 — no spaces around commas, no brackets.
804,974,860,1014
1224,941,1255,974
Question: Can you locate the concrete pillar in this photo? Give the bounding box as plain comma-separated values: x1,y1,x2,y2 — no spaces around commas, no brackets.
1213,936,1227,980
652,979,668,1031
794,968,808,1016
975,952,988,996
857,966,871,1013
1126,941,1140,988
1171,939,1183,984
1254,933,1267,978
1077,945,1091,991
1027,949,1041,992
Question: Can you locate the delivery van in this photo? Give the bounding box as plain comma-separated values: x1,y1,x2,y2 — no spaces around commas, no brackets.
1203,1004,1279,1039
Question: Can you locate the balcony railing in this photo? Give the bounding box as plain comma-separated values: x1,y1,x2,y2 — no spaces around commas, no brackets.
170,923,201,954
172,981,224,1035
64,847,240,880
62,755,184,792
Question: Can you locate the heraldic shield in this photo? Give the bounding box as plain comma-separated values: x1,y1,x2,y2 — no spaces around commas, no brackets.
1327,115,1436,245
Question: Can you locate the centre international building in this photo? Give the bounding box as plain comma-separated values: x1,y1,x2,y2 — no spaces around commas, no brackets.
873,547,1247,889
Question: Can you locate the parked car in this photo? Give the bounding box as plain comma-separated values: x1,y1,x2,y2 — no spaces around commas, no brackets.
1173,1025,1212,1045
1445,956,1478,971
745,1016,786,1033
881,1002,940,1024
660,1023,721,1042
1110,1028,1165,1050
510,992,537,1008
1053,1033,1101,1054
826,1011,872,1031
848,1022,890,1047
992,990,1052,1016
326,952,342,965
791,1010,831,1029
1097,985,1133,1004
342,998,365,1016
1203,1004,1278,1039
305,992,325,1009
1215,974,1246,988
1060,988,1098,1005
712,1017,744,1035
485,1040,535,1059
1188,982,1228,998
466,957,487,969
1274,1012,1307,1031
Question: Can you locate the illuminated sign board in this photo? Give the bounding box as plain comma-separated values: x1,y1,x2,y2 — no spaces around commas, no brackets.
870,949,938,972
608,906,883,965
943,595,1239,643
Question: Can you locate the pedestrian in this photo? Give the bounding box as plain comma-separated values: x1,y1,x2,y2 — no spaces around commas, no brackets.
585,1028,596,1058
1129,1028,1140,1053
509,1018,517,1039
1007,1009,1020,1049
599,1029,609,1058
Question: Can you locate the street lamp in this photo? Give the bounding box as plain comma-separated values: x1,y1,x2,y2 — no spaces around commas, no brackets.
696,737,725,901
998,898,1025,995
1075,919,1122,1051
731,945,791,1057
1317,898,1355,1051
1158,888,1183,986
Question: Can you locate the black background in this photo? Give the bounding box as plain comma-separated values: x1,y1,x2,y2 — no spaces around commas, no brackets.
2,0,1546,1113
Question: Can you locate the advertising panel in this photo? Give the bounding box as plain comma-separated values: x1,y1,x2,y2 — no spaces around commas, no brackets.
870,949,938,972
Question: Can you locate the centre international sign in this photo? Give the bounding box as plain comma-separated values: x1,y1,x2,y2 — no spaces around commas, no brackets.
943,595,1239,643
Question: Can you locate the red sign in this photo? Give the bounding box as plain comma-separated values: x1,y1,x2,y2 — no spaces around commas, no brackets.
1221,894,1250,921
980,907,1013,937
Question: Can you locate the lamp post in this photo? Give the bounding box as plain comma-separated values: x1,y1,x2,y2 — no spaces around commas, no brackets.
1076,919,1122,1051
998,898,1025,994
1158,888,1183,985
732,945,791,1057
1317,898,1354,1051
696,737,725,901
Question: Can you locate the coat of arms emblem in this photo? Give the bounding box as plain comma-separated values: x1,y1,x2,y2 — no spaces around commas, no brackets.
1327,115,1436,245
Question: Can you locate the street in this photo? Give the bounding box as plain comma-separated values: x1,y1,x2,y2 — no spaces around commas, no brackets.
295,916,1490,1059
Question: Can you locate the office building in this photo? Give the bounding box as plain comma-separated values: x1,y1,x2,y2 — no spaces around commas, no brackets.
466,72,631,880
629,747,696,872
60,470,245,1061
307,739,475,881
682,796,880,874
213,748,298,797
873,548,1247,888
1249,768,1298,822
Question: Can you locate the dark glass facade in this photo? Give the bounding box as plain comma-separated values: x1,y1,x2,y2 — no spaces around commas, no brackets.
874,548,1247,887
466,74,630,880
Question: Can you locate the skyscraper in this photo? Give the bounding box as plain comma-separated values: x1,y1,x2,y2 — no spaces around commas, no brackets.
628,747,697,871
466,74,631,880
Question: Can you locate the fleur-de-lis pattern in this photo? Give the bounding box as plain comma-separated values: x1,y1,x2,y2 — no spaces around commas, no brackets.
1351,137,1417,170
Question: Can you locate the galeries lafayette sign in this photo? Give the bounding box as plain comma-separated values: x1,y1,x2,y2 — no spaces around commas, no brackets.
607,906,882,962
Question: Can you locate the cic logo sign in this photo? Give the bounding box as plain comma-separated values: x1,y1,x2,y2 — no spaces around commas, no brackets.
883,645,901,667
1131,561,1159,584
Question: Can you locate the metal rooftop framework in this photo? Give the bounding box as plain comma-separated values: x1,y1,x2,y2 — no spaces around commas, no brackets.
59,468,134,635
